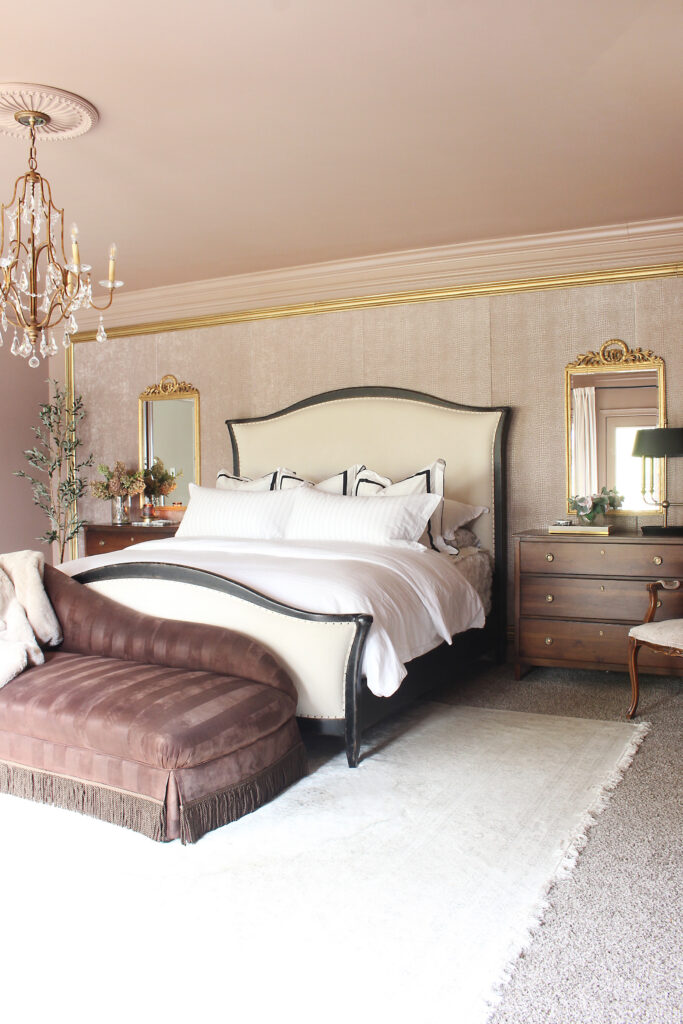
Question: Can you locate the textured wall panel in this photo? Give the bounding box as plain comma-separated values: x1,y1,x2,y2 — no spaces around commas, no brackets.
70,277,683,592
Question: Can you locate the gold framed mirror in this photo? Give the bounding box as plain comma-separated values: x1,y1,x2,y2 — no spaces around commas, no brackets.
139,374,200,505
565,340,666,516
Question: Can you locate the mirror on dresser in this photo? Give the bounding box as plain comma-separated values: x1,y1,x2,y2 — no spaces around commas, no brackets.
564,339,666,516
139,374,200,505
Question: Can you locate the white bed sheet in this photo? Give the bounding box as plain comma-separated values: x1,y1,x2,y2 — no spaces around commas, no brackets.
61,537,485,698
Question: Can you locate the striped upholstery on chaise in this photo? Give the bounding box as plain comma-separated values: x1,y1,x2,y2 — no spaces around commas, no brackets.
0,566,306,843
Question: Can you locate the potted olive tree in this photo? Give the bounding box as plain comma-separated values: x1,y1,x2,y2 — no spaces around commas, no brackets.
15,381,93,564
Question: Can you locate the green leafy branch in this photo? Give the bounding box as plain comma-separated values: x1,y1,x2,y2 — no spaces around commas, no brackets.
15,380,94,563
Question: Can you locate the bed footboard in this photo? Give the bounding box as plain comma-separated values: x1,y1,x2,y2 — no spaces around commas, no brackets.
72,562,372,766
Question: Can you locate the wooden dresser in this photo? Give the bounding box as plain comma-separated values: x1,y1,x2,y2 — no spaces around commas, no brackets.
514,530,683,678
83,523,179,556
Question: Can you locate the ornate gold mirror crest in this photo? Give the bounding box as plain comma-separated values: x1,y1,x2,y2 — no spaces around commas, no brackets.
139,374,201,505
565,339,666,516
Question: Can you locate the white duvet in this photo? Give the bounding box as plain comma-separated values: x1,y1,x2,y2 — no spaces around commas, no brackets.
61,537,485,698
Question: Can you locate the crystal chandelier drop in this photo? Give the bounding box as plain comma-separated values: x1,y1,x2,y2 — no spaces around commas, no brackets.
0,85,122,368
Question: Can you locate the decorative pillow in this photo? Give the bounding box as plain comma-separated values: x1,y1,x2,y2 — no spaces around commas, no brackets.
215,466,364,494
444,526,481,552
285,487,442,545
353,460,446,549
276,464,366,494
313,464,365,495
177,483,296,539
215,468,299,491
441,498,488,537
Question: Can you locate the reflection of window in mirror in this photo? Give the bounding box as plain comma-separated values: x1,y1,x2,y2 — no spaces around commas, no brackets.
606,421,659,510
570,368,659,503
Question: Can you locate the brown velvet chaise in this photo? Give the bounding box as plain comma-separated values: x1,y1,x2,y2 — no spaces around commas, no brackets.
0,565,306,843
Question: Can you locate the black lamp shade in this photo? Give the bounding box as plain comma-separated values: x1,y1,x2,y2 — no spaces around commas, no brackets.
632,427,683,458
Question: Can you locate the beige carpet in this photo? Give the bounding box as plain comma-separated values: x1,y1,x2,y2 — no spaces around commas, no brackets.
0,703,647,1024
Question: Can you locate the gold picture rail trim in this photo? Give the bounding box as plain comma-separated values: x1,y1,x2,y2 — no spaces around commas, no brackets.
74,261,683,343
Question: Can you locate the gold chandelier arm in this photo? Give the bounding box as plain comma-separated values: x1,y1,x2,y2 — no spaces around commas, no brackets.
3,283,29,331
87,289,115,313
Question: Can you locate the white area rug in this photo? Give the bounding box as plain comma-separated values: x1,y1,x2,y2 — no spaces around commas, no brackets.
0,704,647,1024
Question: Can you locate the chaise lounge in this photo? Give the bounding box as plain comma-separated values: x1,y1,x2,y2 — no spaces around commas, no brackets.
0,565,306,843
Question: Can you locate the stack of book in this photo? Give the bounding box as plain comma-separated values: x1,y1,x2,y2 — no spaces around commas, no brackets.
548,522,611,536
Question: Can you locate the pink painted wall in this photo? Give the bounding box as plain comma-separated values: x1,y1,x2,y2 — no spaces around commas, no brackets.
0,362,51,558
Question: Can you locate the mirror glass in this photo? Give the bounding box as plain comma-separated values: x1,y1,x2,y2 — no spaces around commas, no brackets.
565,340,665,514
139,375,200,505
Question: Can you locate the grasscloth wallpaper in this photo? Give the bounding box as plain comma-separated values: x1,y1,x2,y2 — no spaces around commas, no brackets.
66,276,683,606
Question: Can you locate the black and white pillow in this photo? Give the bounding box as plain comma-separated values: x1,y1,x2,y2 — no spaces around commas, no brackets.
216,464,364,494
312,464,365,495
216,468,299,491
353,460,446,549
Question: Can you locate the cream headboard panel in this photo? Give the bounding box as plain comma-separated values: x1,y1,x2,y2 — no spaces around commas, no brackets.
227,387,509,560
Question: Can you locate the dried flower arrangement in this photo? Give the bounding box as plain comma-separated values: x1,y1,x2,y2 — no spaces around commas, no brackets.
143,458,178,500
91,462,145,500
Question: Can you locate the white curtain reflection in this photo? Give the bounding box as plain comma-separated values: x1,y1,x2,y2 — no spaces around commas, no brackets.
572,386,598,495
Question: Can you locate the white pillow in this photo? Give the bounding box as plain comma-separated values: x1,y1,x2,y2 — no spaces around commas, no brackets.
441,498,488,538
353,460,446,549
285,487,442,545
313,464,365,495
177,483,295,539
215,467,298,491
276,464,366,494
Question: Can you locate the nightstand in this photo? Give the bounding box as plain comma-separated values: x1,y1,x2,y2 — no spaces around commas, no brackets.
83,523,179,556
514,530,683,679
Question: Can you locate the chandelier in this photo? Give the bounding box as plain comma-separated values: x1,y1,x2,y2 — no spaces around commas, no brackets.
0,84,122,368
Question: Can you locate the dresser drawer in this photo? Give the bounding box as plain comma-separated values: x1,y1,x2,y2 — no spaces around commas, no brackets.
520,575,683,622
84,525,177,556
518,618,681,671
519,540,683,578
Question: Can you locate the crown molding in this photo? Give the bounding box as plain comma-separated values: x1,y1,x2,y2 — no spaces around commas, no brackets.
75,216,683,334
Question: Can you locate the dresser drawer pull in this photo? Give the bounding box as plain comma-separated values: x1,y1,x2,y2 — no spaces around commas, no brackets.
545,594,554,603
129,537,137,543
656,600,662,609
545,553,554,562
98,540,105,547
600,585,606,592
653,556,663,566
544,636,553,646
600,549,605,556
599,630,604,637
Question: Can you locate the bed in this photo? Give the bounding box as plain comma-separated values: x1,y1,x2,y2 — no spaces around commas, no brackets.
62,387,509,766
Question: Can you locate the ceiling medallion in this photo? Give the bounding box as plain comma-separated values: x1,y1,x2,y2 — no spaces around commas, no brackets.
0,84,121,367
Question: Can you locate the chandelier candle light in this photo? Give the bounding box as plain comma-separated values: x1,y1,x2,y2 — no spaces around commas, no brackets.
0,84,122,367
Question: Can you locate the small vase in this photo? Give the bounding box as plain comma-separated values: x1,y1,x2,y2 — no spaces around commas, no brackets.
111,495,130,525
141,500,155,521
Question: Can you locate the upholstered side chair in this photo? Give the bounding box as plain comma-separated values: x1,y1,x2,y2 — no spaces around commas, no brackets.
627,579,683,718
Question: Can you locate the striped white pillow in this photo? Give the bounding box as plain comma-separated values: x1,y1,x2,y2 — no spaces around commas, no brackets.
177,483,296,539
353,460,446,549
285,486,442,545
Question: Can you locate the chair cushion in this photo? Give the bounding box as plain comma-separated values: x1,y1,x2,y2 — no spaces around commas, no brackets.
0,651,296,770
629,619,683,648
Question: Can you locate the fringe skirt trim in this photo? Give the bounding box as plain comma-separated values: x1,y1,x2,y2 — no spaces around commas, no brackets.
179,742,308,844
0,741,307,844
0,759,166,841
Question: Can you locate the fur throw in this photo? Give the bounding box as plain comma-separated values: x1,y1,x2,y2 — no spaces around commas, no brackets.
0,551,62,688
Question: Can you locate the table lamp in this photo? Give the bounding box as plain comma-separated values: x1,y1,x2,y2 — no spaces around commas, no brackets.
632,427,683,535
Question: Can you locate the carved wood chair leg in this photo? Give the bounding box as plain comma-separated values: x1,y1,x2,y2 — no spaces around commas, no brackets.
627,637,641,719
